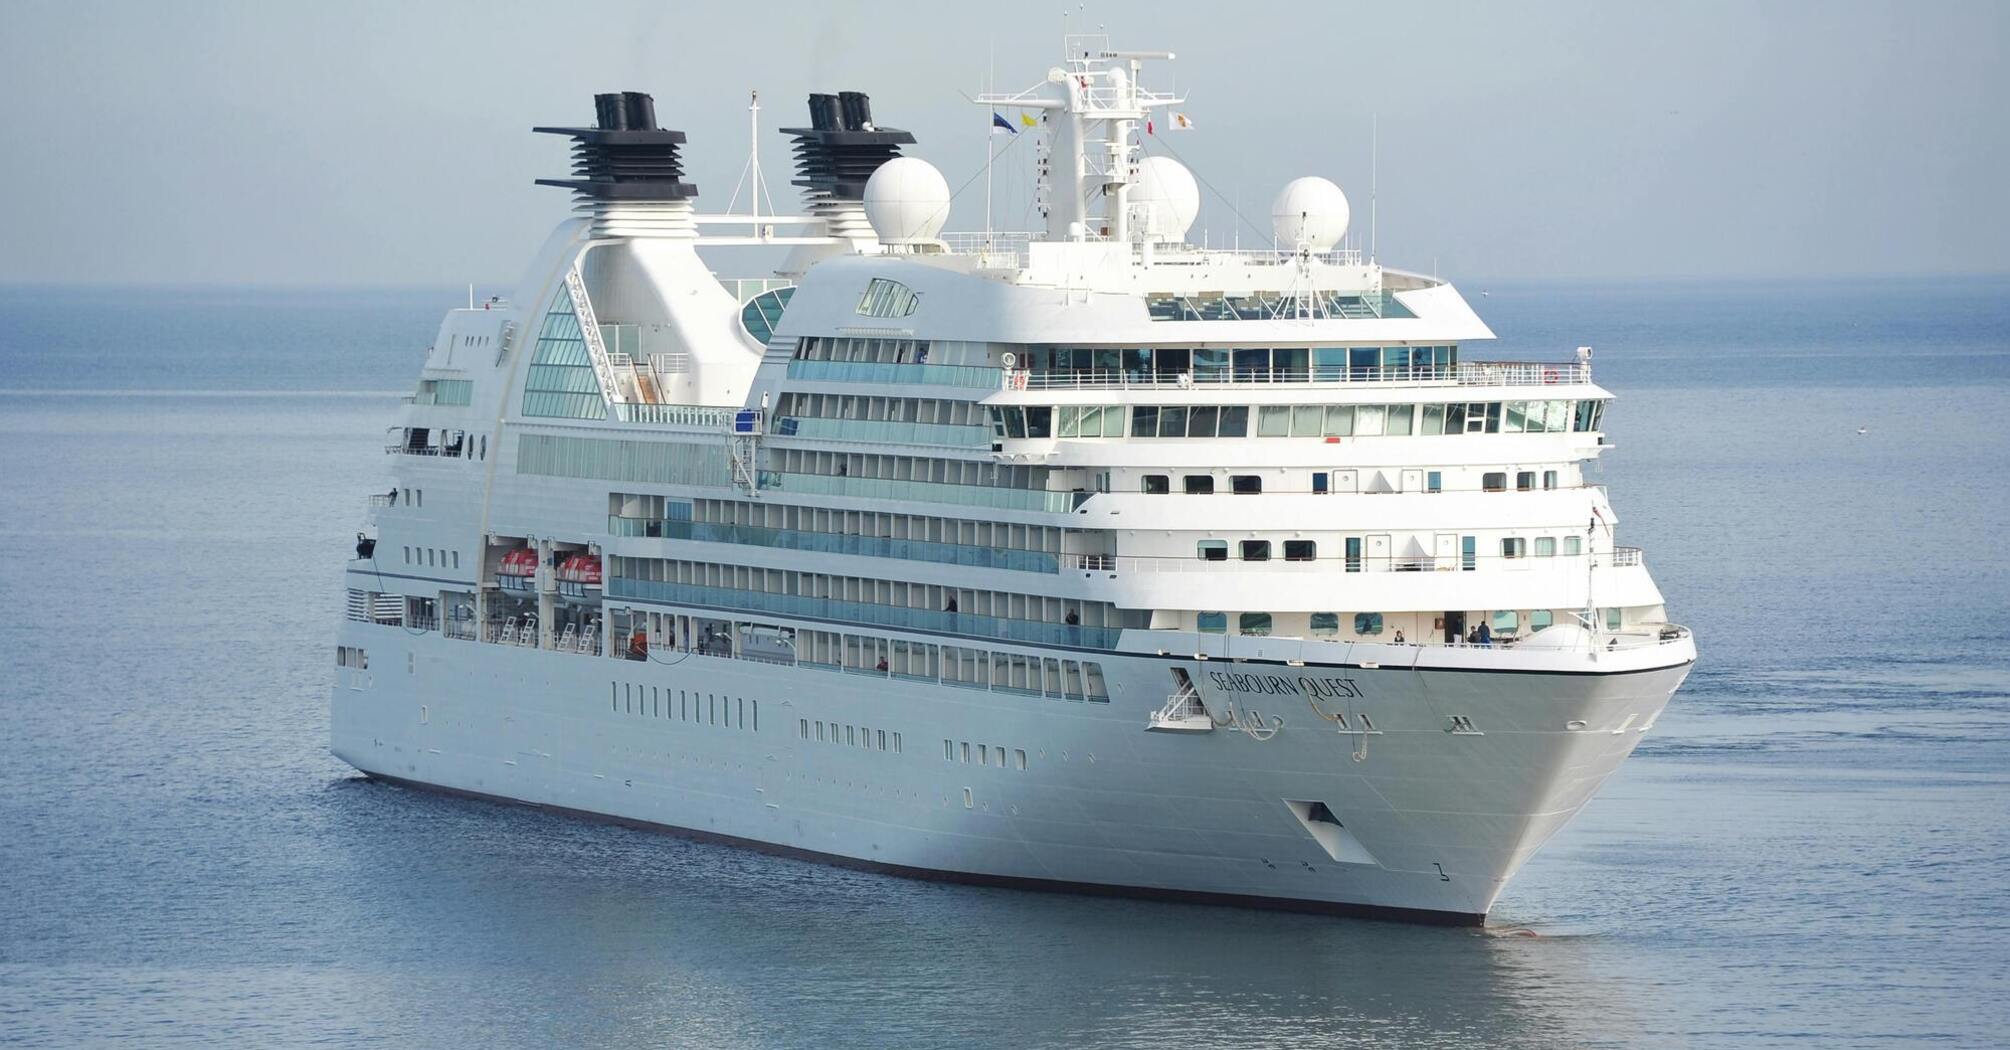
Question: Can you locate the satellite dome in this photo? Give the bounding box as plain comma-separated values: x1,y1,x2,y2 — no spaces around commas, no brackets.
1271,176,1350,251
863,157,950,243
1131,156,1199,242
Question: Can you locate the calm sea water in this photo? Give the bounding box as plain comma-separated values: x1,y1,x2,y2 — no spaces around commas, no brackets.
1,278,2007,1048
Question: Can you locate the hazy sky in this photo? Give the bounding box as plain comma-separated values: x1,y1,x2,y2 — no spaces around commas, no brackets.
3,0,2005,285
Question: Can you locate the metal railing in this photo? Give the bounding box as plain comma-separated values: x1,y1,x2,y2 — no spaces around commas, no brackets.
786,359,999,389
608,517,1063,574
607,577,1122,649
607,403,740,427
1006,360,1591,392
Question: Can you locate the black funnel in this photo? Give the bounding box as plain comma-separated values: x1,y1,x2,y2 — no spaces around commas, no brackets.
839,91,871,130
781,90,914,201
594,93,627,130
808,93,842,132
622,92,657,131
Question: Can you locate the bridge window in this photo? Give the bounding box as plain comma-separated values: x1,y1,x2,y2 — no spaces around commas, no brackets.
856,278,920,318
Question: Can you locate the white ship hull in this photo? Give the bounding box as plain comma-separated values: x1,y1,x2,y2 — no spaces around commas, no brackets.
333,625,1692,923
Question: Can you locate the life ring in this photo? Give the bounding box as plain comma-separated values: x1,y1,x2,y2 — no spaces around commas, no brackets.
1010,371,1028,390
1542,368,1559,385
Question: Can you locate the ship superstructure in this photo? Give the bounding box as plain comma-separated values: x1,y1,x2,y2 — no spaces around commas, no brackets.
334,41,1694,924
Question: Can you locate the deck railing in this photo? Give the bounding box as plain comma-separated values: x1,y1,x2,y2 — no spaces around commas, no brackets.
1007,360,1589,391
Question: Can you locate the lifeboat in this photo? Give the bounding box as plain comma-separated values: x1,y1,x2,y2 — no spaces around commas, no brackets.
557,553,603,598
497,547,539,590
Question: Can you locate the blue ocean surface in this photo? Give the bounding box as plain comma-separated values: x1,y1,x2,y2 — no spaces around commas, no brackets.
1,277,2006,1047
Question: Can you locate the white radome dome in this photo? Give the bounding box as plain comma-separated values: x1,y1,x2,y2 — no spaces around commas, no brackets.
863,157,951,243
1131,156,1199,241
1271,176,1350,251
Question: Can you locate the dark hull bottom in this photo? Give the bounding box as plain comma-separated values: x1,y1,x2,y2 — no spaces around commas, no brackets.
361,771,1489,928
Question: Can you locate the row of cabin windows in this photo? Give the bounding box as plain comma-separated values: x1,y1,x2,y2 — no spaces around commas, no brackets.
1019,346,1451,376
799,719,901,752
946,740,1030,770
1143,470,1559,495
612,683,757,730
1197,609,1611,637
1198,540,1318,562
404,546,460,570
1483,470,1562,492
1143,474,1264,495
1199,534,1585,567
1000,400,1604,441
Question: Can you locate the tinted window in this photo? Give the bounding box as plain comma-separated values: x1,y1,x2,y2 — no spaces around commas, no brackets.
1142,474,1169,494
1184,474,1215,495
1284,540,1316,561
1231,475,1262,495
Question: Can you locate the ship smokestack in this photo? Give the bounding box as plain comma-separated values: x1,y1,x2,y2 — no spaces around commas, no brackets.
535,91,695,238
782,89,914,242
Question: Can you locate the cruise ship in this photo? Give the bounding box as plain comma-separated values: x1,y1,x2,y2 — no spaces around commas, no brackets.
333,40,1695,925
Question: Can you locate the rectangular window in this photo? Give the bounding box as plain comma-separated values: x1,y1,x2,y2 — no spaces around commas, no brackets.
1517,471,1536,492
1183,474,1215,495
1345,537,1363,573
1462,535,1477,571
1420,403,1445,436
1197,540,1228,561
1310,612,1339,636
1502,538,1527,559
1353,612,1384,635
1385,404,1414,436
1292,405,1323,437
1605,607,1622,630
1131,405,1158,437
1015,748,1027,771
1564,535,1583,556
1354,404,1385,436
1483,472,1507,492
1217,405,1249,438
1142,474,1170,494
1425,471,1442,493
1283,540,1316,561
1324,405,1354,437
1198,611,1226,633
1239,612,1273,636
1257,405,1292,437
1240,540,1272,561
1231,475,1262,495
1535,537,1557,557
1311,471,1329,495
1543,470,1559,490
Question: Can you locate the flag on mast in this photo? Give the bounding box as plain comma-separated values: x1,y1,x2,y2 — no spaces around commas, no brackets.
1019,111,1038,128
991,112,1017,134
1171,112,1195,130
